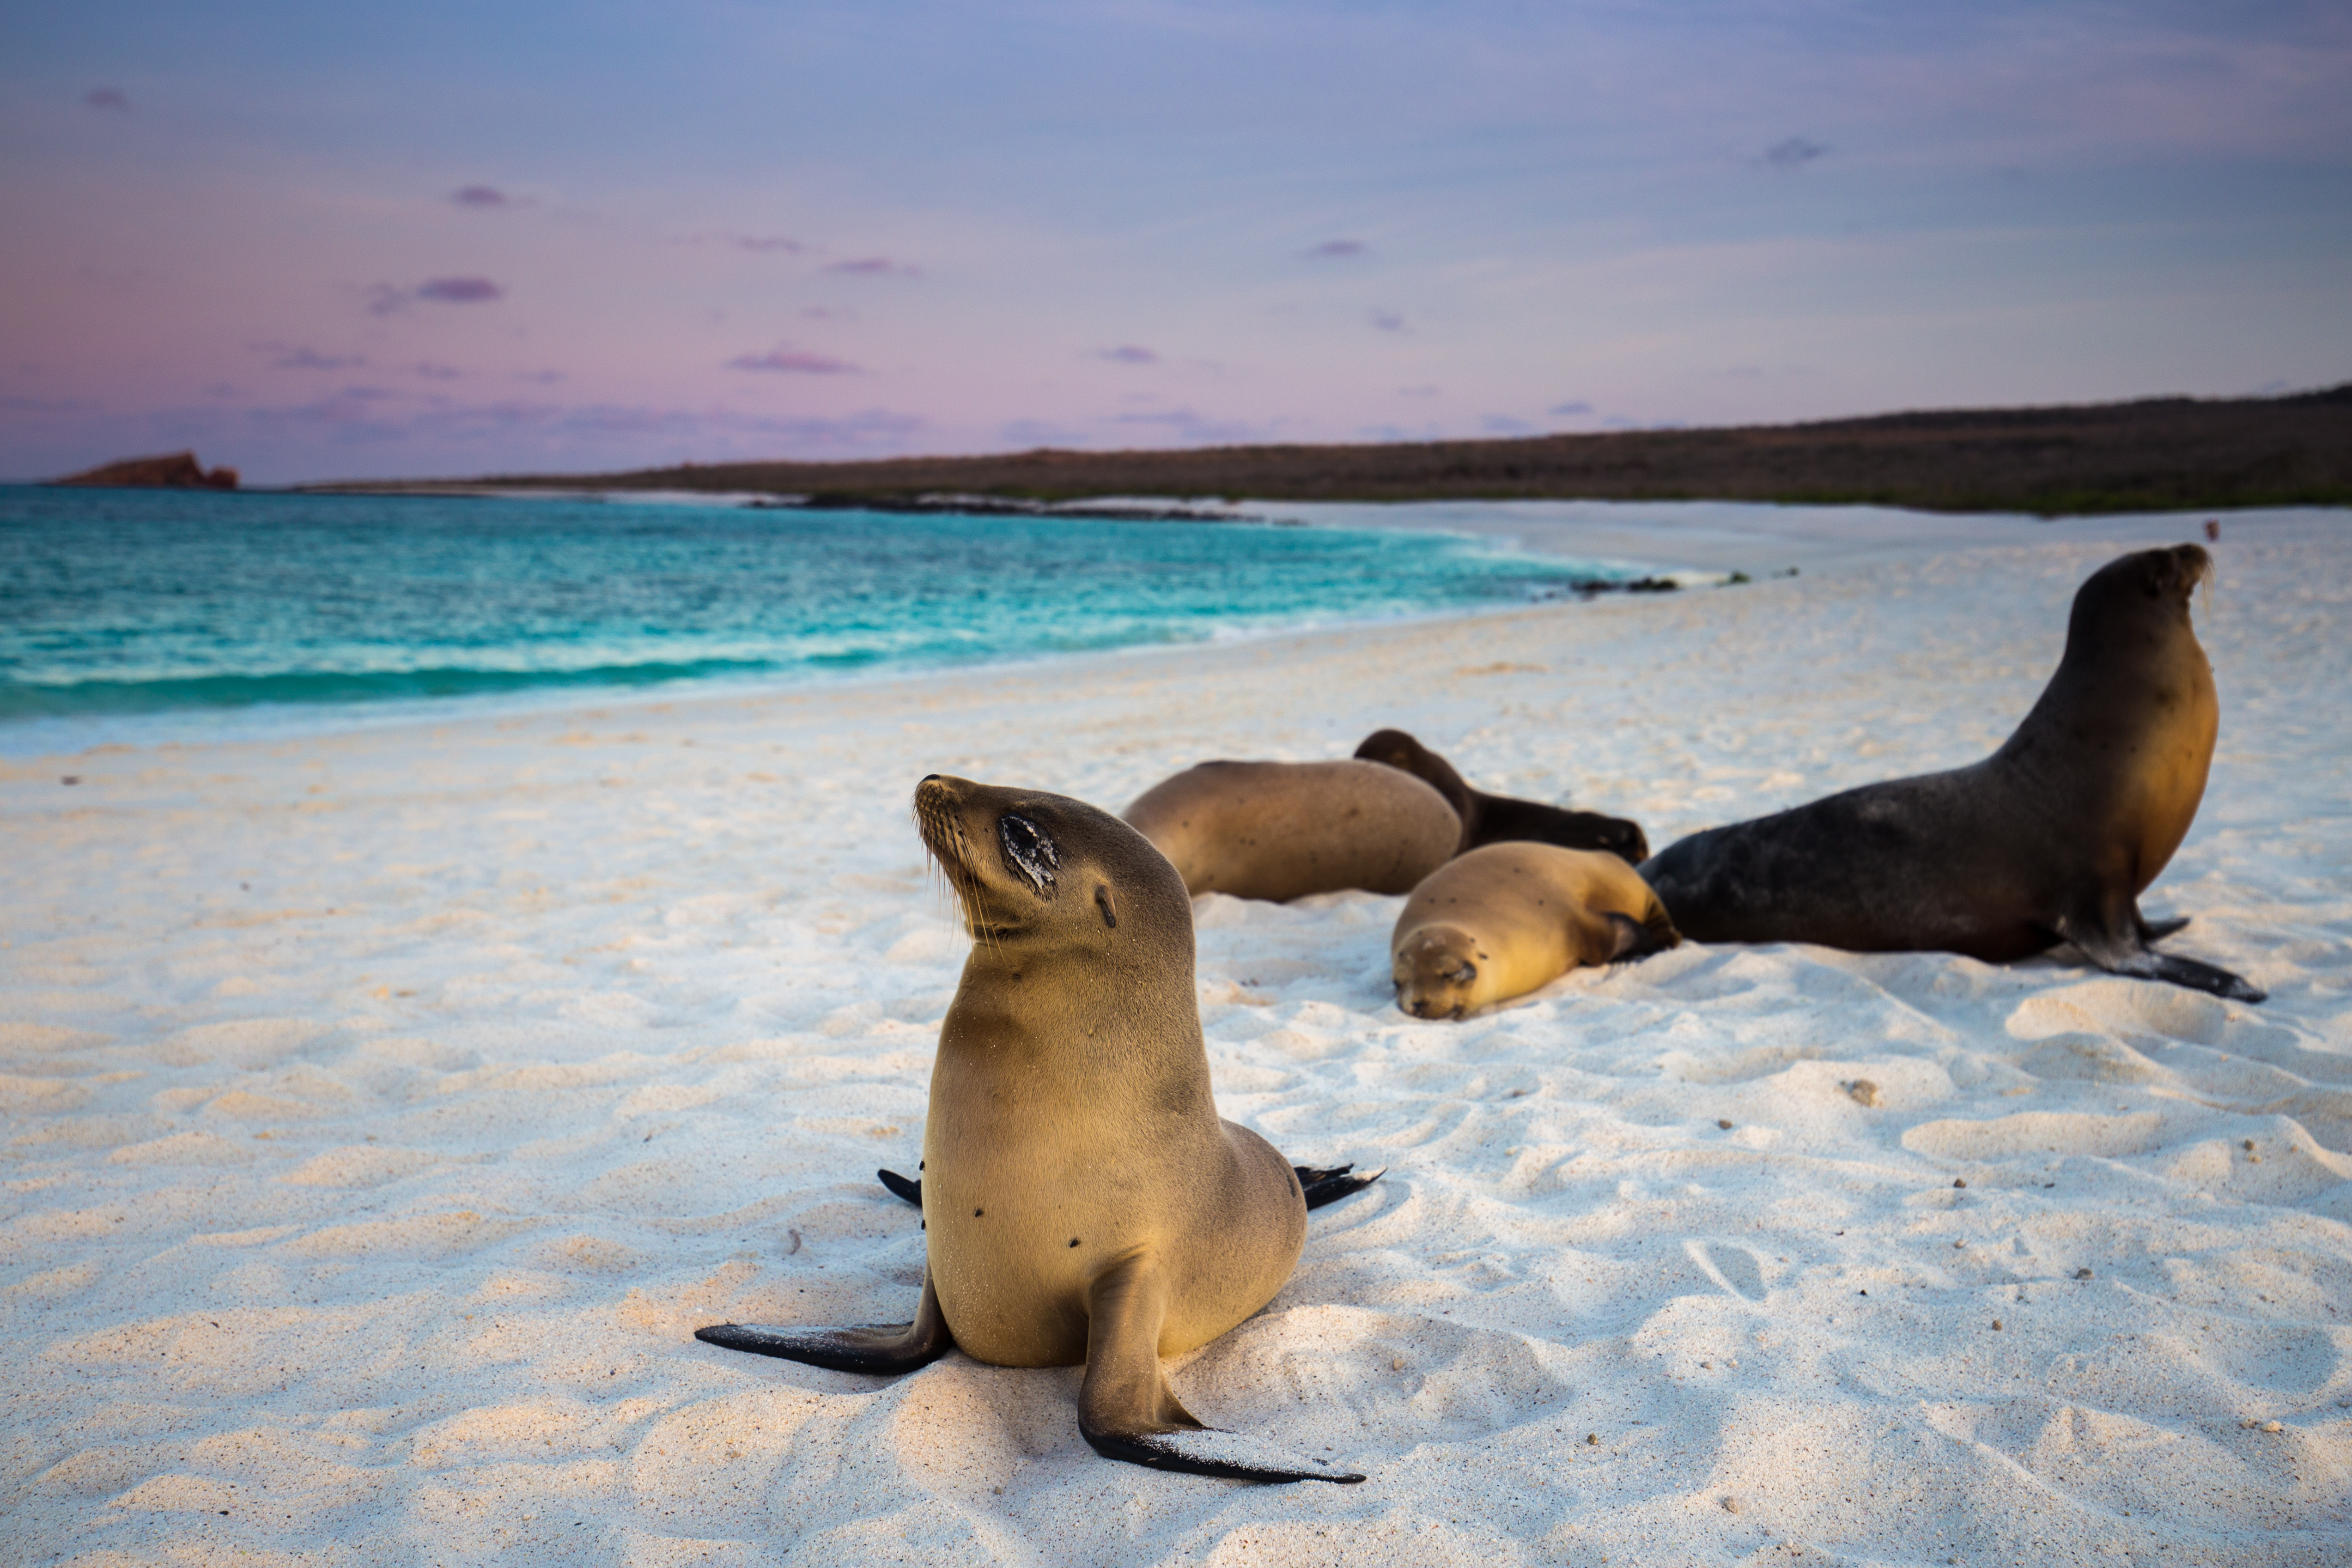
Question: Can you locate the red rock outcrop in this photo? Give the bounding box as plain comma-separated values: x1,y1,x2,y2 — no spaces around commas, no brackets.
52,451,240,490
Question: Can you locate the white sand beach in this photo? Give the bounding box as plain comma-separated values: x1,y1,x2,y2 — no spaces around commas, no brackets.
5,504,2349,1566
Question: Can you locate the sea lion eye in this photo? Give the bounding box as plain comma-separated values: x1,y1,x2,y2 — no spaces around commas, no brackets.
997,813,1059,893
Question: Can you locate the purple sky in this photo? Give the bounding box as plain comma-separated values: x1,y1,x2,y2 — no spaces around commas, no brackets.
5,1,2348,483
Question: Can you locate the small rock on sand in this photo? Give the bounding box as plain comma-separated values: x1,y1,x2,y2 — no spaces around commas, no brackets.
1846,1080,1882,1108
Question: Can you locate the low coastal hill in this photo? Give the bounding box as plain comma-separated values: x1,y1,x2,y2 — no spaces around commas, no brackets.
51,451,240,490
332,384,2351,516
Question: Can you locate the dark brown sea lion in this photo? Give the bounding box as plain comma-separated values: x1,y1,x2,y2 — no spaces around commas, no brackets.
1392,843,1680,1019
1123,758,1459,901
697,776,1375,1483
1638,544,2262,1001
1353,729,1648,863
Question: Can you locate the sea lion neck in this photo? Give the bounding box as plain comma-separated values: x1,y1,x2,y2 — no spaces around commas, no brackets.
1994,544,2214,783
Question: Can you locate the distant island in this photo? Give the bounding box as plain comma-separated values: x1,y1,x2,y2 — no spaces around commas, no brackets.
321,380,2343,516
53,451,240,490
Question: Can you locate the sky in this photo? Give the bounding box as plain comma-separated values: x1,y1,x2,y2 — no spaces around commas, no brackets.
4,0,2348,483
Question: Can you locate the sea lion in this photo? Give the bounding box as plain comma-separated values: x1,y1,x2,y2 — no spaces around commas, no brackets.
1123,758,1459,902
1638,544,2263,1001
696,775,1374,1483
1355,728,1649,863
1392,843,1679,1019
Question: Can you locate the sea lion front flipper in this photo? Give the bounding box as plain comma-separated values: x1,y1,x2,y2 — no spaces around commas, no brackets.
1294,1164,1385,1210
877,1167,923,1206
694,1272,953,1375
1602,910,1680,962
2138,914,2192,942
1078,1256,1365,1484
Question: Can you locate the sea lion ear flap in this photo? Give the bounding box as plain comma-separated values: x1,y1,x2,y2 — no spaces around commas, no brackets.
1095,885,1118,930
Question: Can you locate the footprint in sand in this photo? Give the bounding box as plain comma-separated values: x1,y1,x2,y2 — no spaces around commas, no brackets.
1687,1240,1769,1302
2007,980,2228,1048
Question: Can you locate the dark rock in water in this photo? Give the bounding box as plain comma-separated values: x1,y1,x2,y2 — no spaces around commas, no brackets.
52,451,239,490
1527,574,1682,602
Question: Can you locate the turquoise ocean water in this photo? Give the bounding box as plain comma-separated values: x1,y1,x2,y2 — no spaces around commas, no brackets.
0,486,1653,754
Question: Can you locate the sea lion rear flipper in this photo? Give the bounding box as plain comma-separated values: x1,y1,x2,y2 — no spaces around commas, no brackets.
878,1167,922,1206
1294,1163,1385,1210
1078,1256,1365,1484
694,1273,953,1375
2058,912,2265,1004
2127,949,2267,1003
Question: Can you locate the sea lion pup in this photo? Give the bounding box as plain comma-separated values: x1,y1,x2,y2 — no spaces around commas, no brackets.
1392,843,1679,1019
1123,758,1458,901
696,775,1374,1483
1639,544,2264,1002
1355,728,1649,863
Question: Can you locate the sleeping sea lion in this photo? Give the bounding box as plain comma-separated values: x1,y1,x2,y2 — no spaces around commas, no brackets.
1354,729,1648,863
1123,758,1459,902
1392,843,1679,1019
696,775,1376,1482
1638,544,2263,1001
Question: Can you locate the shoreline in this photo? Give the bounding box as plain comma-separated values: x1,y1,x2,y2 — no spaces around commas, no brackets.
5,497,2327,766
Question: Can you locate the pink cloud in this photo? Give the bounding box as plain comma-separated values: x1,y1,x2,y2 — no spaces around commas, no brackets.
1303,239,1367,259
451,185,511,207
268,345,367,371
727,348,860,374
824,256,918,276
679,232,807,254
1099,346,1159,364
417,276,504,303
84,87,129,112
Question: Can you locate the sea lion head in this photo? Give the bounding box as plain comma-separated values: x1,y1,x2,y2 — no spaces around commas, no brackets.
1392,925,1488,1020
1354,728,1474,818
1354,728,1430,772
2067,543,2213,650
914,774,1190,951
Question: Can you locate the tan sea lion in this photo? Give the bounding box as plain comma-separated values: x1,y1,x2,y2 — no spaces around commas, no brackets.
1639,544,2263,1001
697,775,1375,1483
1392,843,1679,1019
1355,728,1649,862
1123,758,1459,902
